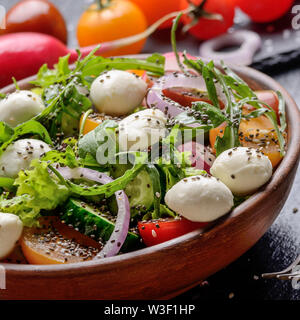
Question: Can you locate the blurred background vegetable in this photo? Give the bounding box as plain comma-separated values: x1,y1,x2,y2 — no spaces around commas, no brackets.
235,0,295,23
0,0,67,43
77,0,147,56
180,0,235,40
128,0,182,29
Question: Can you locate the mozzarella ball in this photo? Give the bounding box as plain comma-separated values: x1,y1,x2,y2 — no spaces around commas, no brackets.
0,213,23,260
118,108,167,151
90,70,147,116
0,90,45,127
210,147,273,195
165,175,234,222
0,139,51,178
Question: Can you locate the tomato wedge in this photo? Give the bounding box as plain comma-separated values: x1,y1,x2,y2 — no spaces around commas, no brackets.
209,89,286,168
138,218,208,247
21,216,102,264
163,87,225,109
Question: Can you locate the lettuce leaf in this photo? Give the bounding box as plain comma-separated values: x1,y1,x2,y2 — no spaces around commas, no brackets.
0,160,70,226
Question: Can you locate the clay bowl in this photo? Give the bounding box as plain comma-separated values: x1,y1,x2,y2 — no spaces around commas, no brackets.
0,61,300,300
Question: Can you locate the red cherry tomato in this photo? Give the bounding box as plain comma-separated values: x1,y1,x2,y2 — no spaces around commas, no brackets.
180,0,235,40
138,218,208,247
245,90,280,123
0,0,67,43
235,0,294,23
163,87,225,109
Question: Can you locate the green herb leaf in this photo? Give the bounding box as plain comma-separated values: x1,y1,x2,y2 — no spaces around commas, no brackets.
0,120,52,157
0,121,14,143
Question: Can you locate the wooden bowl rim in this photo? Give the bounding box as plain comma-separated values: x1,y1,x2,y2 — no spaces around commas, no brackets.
1,60,300,276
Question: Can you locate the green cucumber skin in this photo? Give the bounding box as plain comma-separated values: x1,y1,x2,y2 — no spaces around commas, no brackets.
61,199,140,252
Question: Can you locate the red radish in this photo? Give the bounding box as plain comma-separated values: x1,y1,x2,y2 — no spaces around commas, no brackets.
0,32,104,88
0,7,199,88
177,141,215,173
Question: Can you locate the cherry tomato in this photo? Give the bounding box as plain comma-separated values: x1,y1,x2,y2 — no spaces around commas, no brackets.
180,0,235,40
209,90,284,167
235,0,294,23
163,87,225,109
77,0,147,57
247,90,280,123
21,216,102,264
0,0,67,43
129,0,182,28
138,218,208,247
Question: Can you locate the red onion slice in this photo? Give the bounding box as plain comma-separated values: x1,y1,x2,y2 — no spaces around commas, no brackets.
146,72,207,119
57,167,130,259
177,141,215,174
146,59,226,126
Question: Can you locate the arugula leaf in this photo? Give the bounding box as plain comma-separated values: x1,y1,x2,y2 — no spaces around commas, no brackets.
0,121,14,143
142,204,176,221
171,13,187,75
51,162,146,198
215,126,237,156
201,61,220,108
81,54,165,82
0,120,52,157
193,101,228,127
145,164,161,219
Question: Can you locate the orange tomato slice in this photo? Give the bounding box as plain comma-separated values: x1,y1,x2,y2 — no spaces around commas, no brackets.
20,216,102,265
209,113,286,168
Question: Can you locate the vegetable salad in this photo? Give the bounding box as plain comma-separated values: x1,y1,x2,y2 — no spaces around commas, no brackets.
0,19,286,264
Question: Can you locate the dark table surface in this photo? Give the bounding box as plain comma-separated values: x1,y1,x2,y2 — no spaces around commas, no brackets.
1,0,299,301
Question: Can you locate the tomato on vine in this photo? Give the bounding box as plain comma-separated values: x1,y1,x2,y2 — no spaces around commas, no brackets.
77,0,147,57
235,0,294,23
180,0,235,40
128,0,182,29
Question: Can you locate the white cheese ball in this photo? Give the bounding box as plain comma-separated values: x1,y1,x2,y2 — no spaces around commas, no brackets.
165,175,234,222
0,139,51,178
0,213,23,260
118,108,167,152
210,147,273,196
0,90,45,127
90,70,147,116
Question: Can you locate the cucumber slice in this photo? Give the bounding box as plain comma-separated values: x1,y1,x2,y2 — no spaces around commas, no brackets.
61,198,140,252
125,170,154,211
111,164,154,216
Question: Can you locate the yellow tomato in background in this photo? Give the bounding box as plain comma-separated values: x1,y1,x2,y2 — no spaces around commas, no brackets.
128,0,182,28
77,0,147,57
